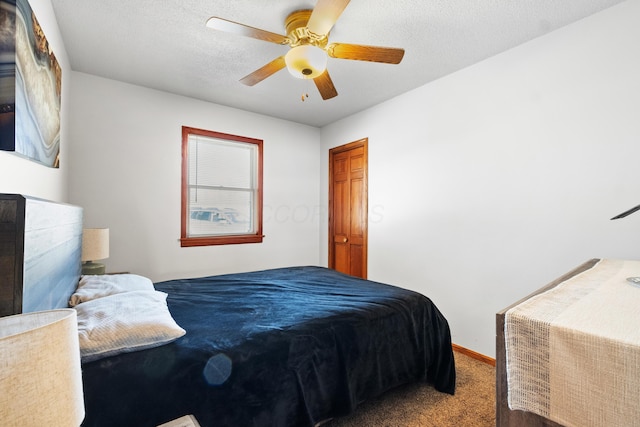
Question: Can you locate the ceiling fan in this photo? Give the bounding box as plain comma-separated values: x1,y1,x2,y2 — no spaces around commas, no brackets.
206,0,405,100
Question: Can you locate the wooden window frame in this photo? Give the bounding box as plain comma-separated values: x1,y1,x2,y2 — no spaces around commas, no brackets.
180,126,263,247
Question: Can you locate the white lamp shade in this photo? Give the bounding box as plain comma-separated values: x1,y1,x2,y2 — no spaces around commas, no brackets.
284,45,328,79
0,309,85,427
82,228,109,262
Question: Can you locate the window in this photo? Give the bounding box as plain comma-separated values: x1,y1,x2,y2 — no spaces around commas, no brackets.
181,126,263,246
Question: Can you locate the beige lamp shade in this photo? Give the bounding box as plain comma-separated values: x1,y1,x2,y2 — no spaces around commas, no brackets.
0,309,85,427
82,228,109,261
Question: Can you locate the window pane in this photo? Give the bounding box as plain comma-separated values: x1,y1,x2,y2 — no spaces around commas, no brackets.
188,188,254,236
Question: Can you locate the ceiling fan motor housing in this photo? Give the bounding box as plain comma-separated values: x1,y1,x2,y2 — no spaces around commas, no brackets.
284,10,329,79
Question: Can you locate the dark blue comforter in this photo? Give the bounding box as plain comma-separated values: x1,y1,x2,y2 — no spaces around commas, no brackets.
80,266,455,427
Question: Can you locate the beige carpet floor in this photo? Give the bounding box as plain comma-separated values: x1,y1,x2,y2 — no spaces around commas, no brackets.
323,352,496,427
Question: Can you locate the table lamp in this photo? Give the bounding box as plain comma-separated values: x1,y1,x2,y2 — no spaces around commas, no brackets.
611,203,640,285
0,309,85,427
82,228,109,275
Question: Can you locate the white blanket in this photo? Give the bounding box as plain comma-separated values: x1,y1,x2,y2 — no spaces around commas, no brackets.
505,259,640,427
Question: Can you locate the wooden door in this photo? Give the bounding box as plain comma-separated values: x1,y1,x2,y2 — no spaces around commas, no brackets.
329,138,367,278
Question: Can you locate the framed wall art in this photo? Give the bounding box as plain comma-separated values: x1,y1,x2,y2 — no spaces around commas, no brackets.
0,0,61,168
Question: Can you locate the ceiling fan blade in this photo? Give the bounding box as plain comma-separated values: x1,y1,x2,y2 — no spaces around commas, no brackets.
327,43,405,64
307,0,350,36
313,70,338,100
206,17,288,44
240,56,286,86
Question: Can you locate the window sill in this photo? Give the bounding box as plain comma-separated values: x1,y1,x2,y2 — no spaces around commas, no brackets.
180,234,264,247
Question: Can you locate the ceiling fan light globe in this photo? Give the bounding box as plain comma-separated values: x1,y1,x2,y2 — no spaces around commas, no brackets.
285,45,327,79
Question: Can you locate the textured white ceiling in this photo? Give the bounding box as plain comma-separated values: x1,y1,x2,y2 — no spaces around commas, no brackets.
50,0,625,127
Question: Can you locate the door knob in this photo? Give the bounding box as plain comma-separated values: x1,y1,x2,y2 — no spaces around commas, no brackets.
343,237,348,243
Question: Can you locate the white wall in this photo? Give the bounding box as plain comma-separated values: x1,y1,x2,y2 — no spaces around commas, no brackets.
67,72,322,282
320,0,640,357
0,0,70,201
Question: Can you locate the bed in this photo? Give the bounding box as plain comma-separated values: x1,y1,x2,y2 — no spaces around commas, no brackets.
496,258,640,426
0,194,456,427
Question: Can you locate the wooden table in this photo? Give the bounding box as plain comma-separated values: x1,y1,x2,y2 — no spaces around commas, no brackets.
496,259,640,426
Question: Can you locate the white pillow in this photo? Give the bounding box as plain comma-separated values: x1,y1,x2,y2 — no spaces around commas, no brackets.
69,274,155,306
74,290,186,363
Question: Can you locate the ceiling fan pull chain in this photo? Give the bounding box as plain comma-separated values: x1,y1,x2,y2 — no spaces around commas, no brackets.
299,79,311,102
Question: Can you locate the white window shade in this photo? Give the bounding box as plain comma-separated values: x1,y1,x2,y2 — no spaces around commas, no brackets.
188,136,254,189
